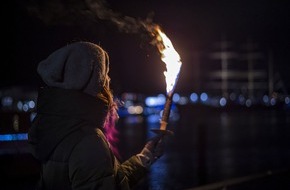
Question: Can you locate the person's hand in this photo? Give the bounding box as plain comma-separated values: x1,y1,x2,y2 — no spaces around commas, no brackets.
137,134,167,168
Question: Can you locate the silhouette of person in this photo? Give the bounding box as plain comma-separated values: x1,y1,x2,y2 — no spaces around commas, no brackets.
28,41,166,190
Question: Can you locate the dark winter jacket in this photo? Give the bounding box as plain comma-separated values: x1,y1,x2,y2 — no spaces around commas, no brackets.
28,87,147,190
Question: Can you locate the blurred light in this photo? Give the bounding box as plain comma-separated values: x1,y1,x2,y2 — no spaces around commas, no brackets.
28,100,35,108
172,93,180,103
160,110,164,117
285,97,290,104
171,112,180,121
143,107,162,115
124,100,133,108
219,97,227,107
190,93,198,102
238,95,245,105
127,105,143,114
263,95,269,104
200,92,208,102
145,96,166,107
1,96,13,107
178,96,189,105
0,133,28,141
17,101,23,110
270,98,276,106
245,99,252,107
30,112,37,122
147,114,160,123
13,114,19,132
23,104,29,112
158,94,166,98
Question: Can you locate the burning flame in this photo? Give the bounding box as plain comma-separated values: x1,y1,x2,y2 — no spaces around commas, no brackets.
154,27,182,94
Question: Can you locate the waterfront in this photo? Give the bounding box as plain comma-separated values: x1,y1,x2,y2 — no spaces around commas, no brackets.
1,104,290,189
119,104,290,189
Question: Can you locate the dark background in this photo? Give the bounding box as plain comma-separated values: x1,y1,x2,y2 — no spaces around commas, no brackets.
3,0,290,95
1,1,290,189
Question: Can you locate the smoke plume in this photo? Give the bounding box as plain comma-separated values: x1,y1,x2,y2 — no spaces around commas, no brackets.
26,0,162,44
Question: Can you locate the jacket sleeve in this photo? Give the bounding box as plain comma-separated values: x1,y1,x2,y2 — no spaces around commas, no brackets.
114,155,148,189
68,134,117,190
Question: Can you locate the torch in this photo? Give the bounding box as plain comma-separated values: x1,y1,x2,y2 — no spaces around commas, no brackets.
150,26,182,135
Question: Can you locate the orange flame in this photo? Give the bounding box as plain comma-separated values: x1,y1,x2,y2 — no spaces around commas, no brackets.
154,27,182,94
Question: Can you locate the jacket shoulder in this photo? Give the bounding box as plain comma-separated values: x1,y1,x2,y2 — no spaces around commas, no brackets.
68,131,116,188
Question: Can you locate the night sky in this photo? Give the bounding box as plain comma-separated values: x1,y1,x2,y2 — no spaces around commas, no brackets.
3,0,290,95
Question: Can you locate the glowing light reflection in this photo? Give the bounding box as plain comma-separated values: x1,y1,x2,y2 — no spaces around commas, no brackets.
263,95,269,104
0,133,28,141
190,93,198,102
172,93,180,103
145,96,166,107
200,93,208,102
285,97,290,104
127,105,143,114
246,99,252,107
219,97,227,107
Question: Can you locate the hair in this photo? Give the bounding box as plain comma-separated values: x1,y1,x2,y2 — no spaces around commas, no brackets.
96,51,121,159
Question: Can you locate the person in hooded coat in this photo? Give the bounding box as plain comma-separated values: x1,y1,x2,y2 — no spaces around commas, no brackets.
28,41,167,190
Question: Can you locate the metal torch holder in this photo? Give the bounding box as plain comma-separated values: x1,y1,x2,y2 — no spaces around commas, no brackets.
151,93,174,136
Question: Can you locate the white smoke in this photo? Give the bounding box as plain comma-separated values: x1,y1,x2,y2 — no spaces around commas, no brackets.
27,0,157,34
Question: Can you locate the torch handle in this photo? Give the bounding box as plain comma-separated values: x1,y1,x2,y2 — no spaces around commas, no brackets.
160,95,173,130
151,94,175,136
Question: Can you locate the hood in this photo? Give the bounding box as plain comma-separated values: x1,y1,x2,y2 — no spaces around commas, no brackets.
37,41,110,97
28,87,107,161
